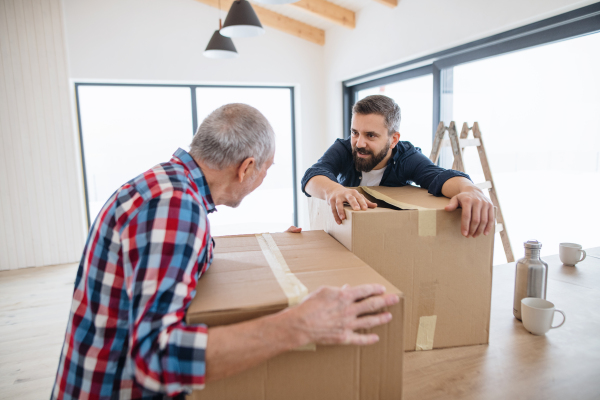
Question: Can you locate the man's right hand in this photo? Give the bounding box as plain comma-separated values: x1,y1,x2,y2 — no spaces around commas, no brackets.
205,284,398,382
290,284,399,346
326,187,378,225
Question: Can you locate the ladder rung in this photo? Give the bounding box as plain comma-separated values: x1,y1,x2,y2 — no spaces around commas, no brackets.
476,181,492,190
442,138,481,148
496,223,504,233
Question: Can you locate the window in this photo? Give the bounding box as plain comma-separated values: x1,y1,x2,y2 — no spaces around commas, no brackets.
195,87,295,236
76,84,297,235
453,32,600,264
77,85,193,222
343,3,600,264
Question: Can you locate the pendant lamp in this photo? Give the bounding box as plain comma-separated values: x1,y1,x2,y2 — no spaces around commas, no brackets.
220,0,265,38
204,19,239,59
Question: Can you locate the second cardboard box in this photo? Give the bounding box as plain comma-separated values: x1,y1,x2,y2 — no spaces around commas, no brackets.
309,185,494,351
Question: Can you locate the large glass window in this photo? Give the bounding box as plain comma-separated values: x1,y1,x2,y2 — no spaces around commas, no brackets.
77,84,296,236
357,75,433,156
195,87,295,236
453,32,600,264
77,85,193,221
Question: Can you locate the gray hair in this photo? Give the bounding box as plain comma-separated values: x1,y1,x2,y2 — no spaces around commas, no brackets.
189,103,275,170
352,95,401,135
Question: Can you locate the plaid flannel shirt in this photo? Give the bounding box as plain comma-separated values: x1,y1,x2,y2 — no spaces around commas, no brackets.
52,148,215,399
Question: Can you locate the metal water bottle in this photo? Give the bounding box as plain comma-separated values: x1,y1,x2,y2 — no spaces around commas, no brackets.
513,240,548,321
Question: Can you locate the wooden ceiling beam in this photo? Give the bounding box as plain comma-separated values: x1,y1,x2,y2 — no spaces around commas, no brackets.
372,0,397,8
290,0,355,29
195,0,325,45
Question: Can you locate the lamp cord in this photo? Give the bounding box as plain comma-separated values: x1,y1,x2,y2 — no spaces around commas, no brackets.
218,0,222,30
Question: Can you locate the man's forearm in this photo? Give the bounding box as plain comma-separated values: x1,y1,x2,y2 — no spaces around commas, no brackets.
441,176,479,198
305,175,344,200
205,307,305,382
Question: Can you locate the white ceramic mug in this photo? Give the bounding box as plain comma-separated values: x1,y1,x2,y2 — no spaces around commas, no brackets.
559,243,586,266
521,297,566,335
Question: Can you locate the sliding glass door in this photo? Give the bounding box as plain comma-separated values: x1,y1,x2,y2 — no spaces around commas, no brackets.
76,84,296,235
343,4,600,264
77,85,193,222
195,87,295,236
452,32,600,262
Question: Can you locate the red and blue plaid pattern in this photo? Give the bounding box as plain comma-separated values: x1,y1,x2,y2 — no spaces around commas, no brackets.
52,149,215,399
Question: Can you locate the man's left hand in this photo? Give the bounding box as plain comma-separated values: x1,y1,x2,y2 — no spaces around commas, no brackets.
444,188,494,238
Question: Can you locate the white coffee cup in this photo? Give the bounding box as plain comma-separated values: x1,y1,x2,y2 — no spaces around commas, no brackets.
521,297,566,335
559,243,586,266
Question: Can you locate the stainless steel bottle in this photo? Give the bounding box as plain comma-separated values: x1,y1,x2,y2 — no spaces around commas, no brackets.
513,240,548,321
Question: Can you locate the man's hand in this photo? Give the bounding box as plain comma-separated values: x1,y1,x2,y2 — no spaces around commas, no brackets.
205,284,397,382
291,284,399,346
286,226,302,233
445,187,495,238
326,187,378,225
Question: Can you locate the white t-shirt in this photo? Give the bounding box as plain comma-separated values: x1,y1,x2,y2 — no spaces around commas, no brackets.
360,168,386,186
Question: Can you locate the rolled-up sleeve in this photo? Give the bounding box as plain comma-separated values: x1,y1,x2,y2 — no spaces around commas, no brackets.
400,150,471,196
301,139,350,197
121,190,210,396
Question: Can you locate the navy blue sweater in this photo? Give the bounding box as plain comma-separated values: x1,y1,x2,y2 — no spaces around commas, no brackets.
301,138,471,197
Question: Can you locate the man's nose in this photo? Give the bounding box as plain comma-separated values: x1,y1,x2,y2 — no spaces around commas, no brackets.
356,134,367,149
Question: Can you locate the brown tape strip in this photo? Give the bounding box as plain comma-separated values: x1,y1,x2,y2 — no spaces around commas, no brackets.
255,233,308,306
360,187,437,236
255,233,316,351
415,315,437,351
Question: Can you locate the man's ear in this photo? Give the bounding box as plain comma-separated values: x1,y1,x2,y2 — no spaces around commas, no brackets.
391,131,401,147
236,157,256,183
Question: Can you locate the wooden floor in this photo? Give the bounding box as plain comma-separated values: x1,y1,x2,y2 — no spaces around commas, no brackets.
0,263,78,399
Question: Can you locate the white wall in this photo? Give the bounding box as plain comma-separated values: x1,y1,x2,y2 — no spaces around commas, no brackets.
322,0,598,145
61,0,327,229
0,0,87,270
2,0,595,270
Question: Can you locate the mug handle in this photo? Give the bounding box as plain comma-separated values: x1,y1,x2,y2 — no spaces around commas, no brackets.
551,309,566,329
579,250,586,262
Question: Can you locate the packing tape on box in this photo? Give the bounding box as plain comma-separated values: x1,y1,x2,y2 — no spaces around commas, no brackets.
255,233,308,306
360,187,437,237
255,233,316,351
415,315,437,351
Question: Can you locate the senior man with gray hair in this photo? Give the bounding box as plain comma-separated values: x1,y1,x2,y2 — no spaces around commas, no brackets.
52,103,398,400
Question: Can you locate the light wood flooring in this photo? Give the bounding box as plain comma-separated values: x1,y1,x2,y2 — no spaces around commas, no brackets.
0,263,78,399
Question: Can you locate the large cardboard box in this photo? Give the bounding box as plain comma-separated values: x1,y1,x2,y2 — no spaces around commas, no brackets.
308,185,494,351
186,230,404,400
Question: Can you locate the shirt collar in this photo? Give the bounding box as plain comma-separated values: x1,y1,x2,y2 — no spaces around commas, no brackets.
172,148,216,213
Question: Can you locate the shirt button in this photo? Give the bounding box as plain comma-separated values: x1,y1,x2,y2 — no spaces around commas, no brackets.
359,177,362,179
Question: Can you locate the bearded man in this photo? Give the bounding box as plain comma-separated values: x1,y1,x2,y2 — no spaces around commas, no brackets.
301,95,495,238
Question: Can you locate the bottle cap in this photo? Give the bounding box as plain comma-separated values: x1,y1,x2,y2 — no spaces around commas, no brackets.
524,240,542,249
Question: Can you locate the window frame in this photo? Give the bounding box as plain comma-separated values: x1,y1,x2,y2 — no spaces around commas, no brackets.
342,2,600,140
74,82,298,229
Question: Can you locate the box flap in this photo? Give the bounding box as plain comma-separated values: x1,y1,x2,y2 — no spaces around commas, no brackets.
359,185,450,210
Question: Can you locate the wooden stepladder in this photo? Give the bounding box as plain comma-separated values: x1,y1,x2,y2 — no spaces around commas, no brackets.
430,121,515,263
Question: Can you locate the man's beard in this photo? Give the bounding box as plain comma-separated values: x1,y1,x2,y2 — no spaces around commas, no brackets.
352,140,391,172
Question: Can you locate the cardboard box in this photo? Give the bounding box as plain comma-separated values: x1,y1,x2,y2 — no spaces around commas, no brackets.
186,230,404,400
308,185,494,351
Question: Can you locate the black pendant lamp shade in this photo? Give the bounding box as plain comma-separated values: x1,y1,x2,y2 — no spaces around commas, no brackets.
220,0,265,38
204,28,239,59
